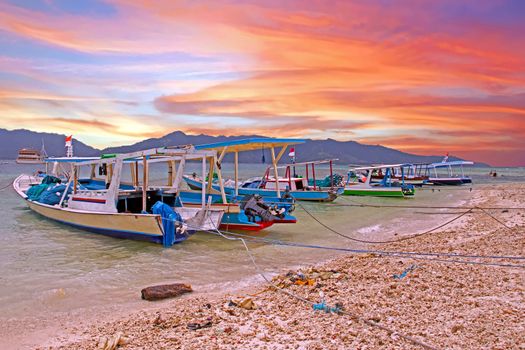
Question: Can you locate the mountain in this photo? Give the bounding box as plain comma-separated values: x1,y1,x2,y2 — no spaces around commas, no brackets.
0,129,99,159
102,131,471,165
0,128,480,165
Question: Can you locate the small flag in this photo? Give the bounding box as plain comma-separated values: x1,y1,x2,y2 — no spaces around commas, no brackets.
288,147,295,157
65,135,72,147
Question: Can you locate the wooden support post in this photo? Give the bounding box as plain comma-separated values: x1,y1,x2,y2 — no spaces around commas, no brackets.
172,160,178,187
90,164,96,179
329,161,333,188
270,147,280,197
201,157,206,208
312,163,317,190
167,161,173,187
130,163,136,188
234,152,239,197
73,166,78,194
214,155,227,203
142,156,148,213
108,164,113,183
134,161,139,187
207,157,215,193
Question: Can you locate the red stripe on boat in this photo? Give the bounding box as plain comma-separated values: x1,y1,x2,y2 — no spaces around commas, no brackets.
219,221,274,231
71,197,107,204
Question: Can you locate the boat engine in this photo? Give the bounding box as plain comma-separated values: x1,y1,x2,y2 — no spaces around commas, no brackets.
240,195,286,223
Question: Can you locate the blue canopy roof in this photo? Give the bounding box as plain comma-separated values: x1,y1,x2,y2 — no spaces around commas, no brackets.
195,138,306,153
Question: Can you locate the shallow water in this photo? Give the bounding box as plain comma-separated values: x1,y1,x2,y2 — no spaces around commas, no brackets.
0,161,523,320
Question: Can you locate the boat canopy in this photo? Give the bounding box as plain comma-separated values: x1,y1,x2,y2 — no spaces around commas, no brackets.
45,157,99,163
351,163,413,171
195,138,306,153
429,160,474,168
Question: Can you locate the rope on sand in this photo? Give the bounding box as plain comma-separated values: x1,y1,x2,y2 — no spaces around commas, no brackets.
331,196,525,210
298,202,476,244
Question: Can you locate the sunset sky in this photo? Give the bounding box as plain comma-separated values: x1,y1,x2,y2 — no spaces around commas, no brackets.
0,0,524,165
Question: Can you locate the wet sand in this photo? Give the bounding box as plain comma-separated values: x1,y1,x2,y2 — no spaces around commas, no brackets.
9,184,525,349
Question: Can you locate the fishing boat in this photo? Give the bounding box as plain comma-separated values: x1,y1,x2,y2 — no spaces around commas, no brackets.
425,160,474,185
184,138,343,202
344,164,415,197
371,163,428,186
13,146,225,246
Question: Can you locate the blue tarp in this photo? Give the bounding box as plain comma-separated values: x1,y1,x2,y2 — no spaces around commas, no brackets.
38,184,72,205
27,184,50,200
151,201,184,247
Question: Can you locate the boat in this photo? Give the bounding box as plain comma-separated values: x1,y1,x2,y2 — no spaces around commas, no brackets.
184,138,343,202
16,148,45,164
371,163,428,186
13,146,225,246
425,160,474,185
16,139,48,164
343,164,416,197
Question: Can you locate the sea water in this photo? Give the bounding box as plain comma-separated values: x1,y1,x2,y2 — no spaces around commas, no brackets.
0,161,523,322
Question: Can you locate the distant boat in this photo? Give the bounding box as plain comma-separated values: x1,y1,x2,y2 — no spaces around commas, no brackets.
425,160,474,185
344,164,416,197
16,138,48,164
16,148,45,164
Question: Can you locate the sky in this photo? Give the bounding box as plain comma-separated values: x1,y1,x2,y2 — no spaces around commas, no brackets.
0,0,524,166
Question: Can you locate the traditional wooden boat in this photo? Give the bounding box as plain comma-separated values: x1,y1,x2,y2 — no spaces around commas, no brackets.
13,147,225,246
371,164,428,186
425,160,474,185
344,164,416,197
184,138,343,202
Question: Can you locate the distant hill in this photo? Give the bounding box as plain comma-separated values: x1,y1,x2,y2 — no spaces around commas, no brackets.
102,131,473,165
0,129,99,159
0,128,480,165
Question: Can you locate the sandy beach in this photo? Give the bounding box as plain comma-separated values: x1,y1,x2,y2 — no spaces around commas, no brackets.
9,183,525,349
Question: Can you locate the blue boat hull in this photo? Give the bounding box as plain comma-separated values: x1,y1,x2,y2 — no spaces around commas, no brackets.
184,176,341,202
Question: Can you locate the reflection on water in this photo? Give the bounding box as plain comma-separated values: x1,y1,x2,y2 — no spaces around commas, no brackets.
0,161,523,319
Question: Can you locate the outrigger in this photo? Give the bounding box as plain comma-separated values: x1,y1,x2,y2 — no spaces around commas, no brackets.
13,146,225,246
184,138,343,202
344,164,416,197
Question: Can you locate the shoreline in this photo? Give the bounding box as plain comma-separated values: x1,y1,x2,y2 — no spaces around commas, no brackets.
5,183,525,349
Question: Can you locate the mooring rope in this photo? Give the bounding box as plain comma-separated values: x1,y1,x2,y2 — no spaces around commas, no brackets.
0,181,13,191
297,202,475,244
331,196,525,210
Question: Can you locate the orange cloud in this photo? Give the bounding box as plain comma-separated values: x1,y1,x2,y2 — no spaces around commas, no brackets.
1,1,524,165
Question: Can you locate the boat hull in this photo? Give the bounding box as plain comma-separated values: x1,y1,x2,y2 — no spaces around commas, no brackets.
25,199,166,244
343,187,406,197
428,178,465,186
184,176,340,202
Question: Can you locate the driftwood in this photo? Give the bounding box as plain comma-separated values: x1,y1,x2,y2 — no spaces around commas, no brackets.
141,283,192,301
